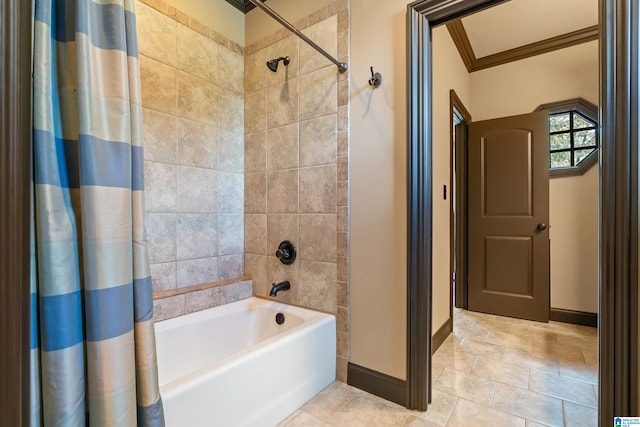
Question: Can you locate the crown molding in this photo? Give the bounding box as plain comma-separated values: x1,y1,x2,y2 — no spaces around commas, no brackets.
446,20,599,72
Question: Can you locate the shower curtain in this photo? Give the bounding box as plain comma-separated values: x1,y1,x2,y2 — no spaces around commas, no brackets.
31,0,164,425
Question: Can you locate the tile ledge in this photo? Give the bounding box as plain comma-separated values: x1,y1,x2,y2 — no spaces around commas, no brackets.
154,275,251,299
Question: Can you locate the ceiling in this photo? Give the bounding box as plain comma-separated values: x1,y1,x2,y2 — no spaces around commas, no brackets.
460,0,598,58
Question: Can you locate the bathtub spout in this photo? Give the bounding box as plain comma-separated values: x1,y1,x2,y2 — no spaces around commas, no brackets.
270,281,291,296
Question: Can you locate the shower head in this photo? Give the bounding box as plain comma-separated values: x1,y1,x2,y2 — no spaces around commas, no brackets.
267,56,290,72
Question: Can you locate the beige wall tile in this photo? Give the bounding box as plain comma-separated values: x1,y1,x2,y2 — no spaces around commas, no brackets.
336,330,348,357
176,213,217,259
267,214,299,256
337,307,348,332
219,89,244,133
300,16,337,75
337,206,348,232
267,78,299,129
337,80,349,106
177,118,218,168
300,114,337,167
337,105,348,131
177,24,219,82
300,214,337,262
267,169,299,213
337,232,348,258
218,254,244,279
177,257,218,288
245,254,268,297
267,123,299,171
267,36,300,86
146,212,176,263
184,287,224,313
245,90,267,133
300,165,337,213
298,260,344,314
218,214,244,255
137,2,178,67
223,280,253,302
142,108,177,163
337,256,348,282
267,256,299,305
245,214,267,256
337,281,348,307
245,132,267,173
337,181,348,206
337,156,348,181
245,173,267,214
177,72,219,125
153,295,185,321
218,172,244,214
245,49,268,94
337,131,348,157
150,262,176,292
176,166,218,213
219,47,244,95
140,55,177,115
300,67,337,121
145,161,177,212
338,30,349,59
219,129,243,173
336,356,348,383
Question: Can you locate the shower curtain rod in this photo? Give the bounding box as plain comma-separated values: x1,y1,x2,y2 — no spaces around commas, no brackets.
248,0,348,73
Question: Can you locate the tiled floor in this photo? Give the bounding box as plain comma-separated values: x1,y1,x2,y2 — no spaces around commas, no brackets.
278,308,598,427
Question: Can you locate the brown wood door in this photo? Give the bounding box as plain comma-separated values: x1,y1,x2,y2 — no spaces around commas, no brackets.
468,111,550,322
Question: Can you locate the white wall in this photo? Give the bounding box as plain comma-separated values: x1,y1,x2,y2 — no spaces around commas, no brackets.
431,25,471,332
469,40,599,314
350,0,408,380
161,0,245,46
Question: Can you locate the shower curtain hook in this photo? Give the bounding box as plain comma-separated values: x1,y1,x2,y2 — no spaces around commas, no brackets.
369,66,382,88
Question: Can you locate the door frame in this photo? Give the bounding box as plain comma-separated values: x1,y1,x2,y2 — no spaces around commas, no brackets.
406,0,640,422
450,90,471,311
1,0,33,424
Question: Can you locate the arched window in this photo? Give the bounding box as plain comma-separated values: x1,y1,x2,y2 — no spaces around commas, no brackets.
536,98,599,177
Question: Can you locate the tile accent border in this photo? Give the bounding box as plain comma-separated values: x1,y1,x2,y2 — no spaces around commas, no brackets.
550,308,598,328
137,0,244,54
347,363,407,407
245,0,349,55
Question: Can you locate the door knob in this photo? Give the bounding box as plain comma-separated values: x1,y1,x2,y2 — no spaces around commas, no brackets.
537,223,547,231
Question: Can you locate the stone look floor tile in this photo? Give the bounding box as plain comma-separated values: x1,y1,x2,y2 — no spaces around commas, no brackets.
563,401,598,427
411,389,457,426
446,398,526,427
471,356,530,389
281,308,597,427
528,368,598,408
492,384,564,427
433,368,498,406
459,337,507,359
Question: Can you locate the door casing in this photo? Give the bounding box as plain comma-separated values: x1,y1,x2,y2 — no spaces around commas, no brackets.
406,0,639,423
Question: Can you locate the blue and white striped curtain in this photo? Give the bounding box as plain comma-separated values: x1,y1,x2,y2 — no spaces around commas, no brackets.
31,0,164,425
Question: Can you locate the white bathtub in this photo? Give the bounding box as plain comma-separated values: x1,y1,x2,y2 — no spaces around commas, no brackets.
155,297,336,427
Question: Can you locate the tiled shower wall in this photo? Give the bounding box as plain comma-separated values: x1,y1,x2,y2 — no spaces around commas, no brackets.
136,0,249,321
243,0,350,381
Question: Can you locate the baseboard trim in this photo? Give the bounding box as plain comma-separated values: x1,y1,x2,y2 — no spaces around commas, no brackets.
432,317,452,354
550,308,598,328
347,363,407,407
